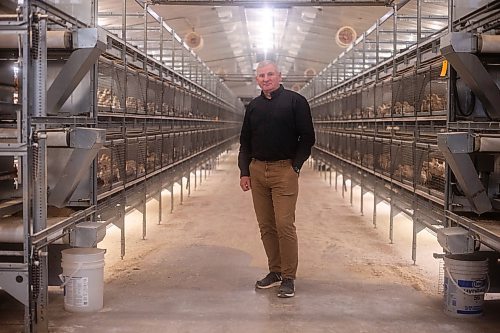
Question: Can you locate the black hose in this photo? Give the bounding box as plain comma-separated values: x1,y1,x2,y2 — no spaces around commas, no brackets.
453,75,476,117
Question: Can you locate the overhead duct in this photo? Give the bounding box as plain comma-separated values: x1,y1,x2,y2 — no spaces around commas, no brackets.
46,127,106,208
0,30,72,49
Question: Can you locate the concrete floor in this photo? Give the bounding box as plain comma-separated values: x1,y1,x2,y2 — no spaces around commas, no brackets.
1,150,500,332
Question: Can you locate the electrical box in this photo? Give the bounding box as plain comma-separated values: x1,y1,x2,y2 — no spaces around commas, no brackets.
437,227,477,254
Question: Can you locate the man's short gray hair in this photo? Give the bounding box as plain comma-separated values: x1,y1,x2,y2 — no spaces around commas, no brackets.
256,60,280,73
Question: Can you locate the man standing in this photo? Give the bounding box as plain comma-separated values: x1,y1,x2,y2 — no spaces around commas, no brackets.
238,60,315,298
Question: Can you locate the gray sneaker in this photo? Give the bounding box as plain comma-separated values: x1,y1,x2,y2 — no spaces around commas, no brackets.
255,272,282,289
277,278,295,298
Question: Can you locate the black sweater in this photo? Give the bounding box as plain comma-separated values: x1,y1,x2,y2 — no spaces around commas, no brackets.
238,85,315,177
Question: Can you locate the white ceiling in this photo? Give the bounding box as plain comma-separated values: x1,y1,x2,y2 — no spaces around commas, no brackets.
96,0,448,100
149,3,389,98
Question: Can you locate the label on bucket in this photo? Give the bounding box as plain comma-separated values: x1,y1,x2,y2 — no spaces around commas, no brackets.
64,277,89,307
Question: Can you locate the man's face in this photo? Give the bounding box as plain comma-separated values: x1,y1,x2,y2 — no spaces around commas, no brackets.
256,64,281,95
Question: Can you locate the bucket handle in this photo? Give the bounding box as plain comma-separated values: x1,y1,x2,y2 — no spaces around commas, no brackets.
59,263,83,288
445,267,490,296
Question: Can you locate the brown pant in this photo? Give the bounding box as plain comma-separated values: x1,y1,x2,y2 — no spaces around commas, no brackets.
249,159,299,279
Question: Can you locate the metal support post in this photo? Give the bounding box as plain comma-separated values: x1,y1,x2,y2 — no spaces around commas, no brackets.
412,218,418,264
194,167,197,190
158,191,162,225
170,183,174,213
142,196,146,240
350,178,353,206
180,177,183,205
360,181,364,216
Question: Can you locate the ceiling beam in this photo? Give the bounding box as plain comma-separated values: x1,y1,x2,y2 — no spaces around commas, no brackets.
151,0,393,7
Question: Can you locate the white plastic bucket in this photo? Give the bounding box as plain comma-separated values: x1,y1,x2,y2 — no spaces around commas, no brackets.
60,248,105,313
443,254,489,317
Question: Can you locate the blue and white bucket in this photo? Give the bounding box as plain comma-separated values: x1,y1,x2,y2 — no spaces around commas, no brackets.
443,254,489,317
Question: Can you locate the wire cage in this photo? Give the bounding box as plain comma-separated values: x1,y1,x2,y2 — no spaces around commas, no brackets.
162,82,175,116
137,72,148,115
362,136,375,170
185,131,194,156
126,69,140,114
362,85,375,118
415,145,430,190
172,132,182,162
97,146,112,193
97,61,113,112
137,137,147,177
393,142,414,184
184,93,193,117
146,136,157,173
147,77,160,115
353,135,362,165
375,80,392,117
353,89,363,119
419,64,448,115
125,137,139,181
173,87,183,116
315,103,328,121
332,97,344,120
162,133,174,166
392,74,416,117
427,150,446,194
374,139,391,175
317,130,327,149
343,133,351,160
111,139,125,188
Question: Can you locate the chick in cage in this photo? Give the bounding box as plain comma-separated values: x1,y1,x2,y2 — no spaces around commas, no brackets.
125,160,137,177
363,153,374,168
420,157,445,185
394,164,414,179
378,153,391,171
97,88,112,107
126,96,137,110
377,103,391,117
112,95,121,109
97,152,112,187
146,152,157,172
402,101,415,115
362,106,375,118
421,93,446,112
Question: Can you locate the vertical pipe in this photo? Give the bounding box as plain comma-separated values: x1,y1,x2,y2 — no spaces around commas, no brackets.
170,183,174,213
194,166,197,190
350,178,353,206
120,210,125,259
180,177,183,205
360,182,364,216
416,0,422,68
389,200,394,244
392,5,397,74
142,197,146,240
412,217,418,264
375,19,380,81
158,191,162,225
32,14,49,333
